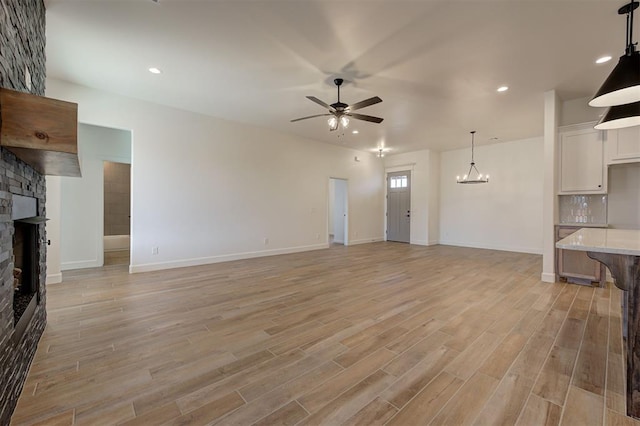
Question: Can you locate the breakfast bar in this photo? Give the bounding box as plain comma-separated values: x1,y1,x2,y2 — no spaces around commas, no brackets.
557,228,640,418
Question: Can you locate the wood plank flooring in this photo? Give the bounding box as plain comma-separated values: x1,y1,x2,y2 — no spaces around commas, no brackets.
10,242,640,425
104,250,130,266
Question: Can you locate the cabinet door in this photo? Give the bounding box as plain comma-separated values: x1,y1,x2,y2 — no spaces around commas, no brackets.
609,126,640,163
556,226,604,285
560,127,605,193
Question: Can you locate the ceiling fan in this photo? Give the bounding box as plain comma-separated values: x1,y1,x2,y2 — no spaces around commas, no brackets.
291,78,383,131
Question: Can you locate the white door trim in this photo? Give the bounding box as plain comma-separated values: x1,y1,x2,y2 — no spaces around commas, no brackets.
384,167,414,243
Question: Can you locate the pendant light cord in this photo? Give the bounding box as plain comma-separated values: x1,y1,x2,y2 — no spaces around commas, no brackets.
625,0,637,55
470,131,476,165
468,131,478,176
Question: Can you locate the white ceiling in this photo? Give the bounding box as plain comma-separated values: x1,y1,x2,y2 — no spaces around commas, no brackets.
45,0,635,154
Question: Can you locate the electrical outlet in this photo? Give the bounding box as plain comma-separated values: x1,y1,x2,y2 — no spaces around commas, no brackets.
151,246,159,255
263,238,269,245
316,234,320,240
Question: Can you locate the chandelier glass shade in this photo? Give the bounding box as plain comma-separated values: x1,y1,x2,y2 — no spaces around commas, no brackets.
327,114,350,131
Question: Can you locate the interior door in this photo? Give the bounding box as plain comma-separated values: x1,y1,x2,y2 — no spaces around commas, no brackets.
387,171,411,243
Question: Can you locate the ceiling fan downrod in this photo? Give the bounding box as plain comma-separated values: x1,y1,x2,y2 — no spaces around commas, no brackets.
334,78,344,104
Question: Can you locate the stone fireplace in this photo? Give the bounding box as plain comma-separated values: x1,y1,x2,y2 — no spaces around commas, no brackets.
0,0,48,423
0,152,48,425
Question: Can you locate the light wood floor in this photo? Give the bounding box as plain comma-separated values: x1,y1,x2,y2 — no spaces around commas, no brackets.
104,250,130,267
11,243,640,425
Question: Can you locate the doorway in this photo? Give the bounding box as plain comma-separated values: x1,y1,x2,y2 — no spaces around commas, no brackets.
60,123,132,271
329,178,348,245
103,161,131,266
387,171,411,243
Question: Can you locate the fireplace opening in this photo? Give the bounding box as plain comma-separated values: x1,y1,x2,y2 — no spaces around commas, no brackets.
13,220,39,326
10,194,43,341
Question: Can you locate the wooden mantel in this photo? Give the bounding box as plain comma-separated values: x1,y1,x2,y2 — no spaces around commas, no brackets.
557,228,640,418
0,88,81,177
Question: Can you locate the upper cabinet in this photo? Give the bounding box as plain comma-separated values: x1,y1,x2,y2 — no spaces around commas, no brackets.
0,88,81,177
559,124,607,194
606,126,640,165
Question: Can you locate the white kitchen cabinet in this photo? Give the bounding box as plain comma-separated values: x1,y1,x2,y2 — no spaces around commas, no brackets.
607,126,640,164
559,124,606,194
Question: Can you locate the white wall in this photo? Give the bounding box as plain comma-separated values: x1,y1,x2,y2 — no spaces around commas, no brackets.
328,178,335,235
428,151,441,244
45,177,62,284
440,137,544,254
608,162,640,229
542,91,561,282
384,149,439,246
46,79,385,274
560,96,603,127
59,124,131,270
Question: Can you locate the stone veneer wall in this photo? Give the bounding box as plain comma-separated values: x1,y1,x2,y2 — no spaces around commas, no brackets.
0,0,48,424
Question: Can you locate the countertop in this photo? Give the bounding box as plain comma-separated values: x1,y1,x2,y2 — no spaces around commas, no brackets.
556,228,640,256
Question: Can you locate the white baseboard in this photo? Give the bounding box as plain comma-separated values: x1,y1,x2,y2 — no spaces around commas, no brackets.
130,243,329,274
104,235,130,251
541,272,557,283
348,237,385,246
438,240,543,255
61,259,101,270
410,239,428,246
46,273,62,284
428,240,439,246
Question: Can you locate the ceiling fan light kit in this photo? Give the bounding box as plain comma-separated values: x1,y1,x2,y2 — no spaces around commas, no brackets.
456,131,489,184
589,1,640,129
291,78,383,132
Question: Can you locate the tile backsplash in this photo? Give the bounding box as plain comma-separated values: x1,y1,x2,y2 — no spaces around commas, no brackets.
559,194,608,225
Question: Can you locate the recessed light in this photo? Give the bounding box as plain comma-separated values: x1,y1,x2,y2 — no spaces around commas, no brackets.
497,86,509,92
148,67,162,74
352,130,359,134
595,56,612,64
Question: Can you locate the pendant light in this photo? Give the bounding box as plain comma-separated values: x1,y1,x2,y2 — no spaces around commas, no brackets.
589,1,640,108
594,101,640,129
456,131,489,184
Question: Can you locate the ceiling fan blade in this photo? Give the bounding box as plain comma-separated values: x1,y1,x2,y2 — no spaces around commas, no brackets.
290,113,332,123
347,113,384,123
306,96,334,111
347,96,382,111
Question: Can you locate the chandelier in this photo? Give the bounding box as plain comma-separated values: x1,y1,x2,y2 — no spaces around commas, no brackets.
456,131,489,184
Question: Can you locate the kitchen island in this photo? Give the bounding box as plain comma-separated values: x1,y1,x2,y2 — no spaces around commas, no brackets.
557,228,640,418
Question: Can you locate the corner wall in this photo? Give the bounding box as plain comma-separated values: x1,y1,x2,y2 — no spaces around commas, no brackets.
384,149,440,246
440,137,544,254
60,124,131,270
45,79,385,274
